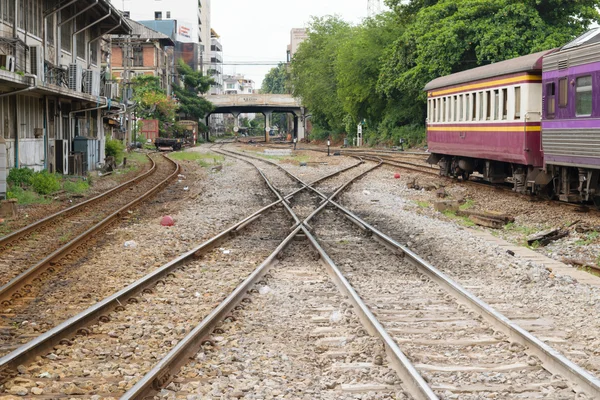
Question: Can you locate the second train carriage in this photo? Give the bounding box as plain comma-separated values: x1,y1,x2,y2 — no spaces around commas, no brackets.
424,50,555,193
540,29,600,204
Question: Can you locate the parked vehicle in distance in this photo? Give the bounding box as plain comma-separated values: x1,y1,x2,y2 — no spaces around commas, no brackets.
154,137,183,151
424,28,600,205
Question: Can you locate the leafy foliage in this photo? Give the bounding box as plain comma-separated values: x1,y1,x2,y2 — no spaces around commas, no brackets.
7,167,35,187
30,171,60,195
288,1,600,146
105,138,125,163
131,75,179,137
173,60,215,122
261,64,291,94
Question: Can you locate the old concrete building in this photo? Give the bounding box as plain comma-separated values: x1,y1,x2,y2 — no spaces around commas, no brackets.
111,0,212,73
110,19,175,92
286,28,308,62
0,0,131,174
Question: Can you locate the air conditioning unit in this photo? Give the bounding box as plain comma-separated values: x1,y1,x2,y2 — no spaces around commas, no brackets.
29,45,44,83
112,83,120,99
0,54,15,72
84,70,101,96
104,82,120,99
68,63,83,92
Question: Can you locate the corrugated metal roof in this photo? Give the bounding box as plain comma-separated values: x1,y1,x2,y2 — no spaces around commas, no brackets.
424,49,554,91
112,19,174,46
562,28,600,50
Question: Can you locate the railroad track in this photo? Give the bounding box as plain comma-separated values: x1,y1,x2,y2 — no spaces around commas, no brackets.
0,154,179,338
119,146,598,399
2,145,598,398
0,148,376,398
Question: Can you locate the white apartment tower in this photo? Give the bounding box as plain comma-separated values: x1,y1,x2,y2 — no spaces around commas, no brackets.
111,0,212,71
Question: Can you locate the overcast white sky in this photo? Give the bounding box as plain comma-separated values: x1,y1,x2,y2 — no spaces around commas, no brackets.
211,0,370,89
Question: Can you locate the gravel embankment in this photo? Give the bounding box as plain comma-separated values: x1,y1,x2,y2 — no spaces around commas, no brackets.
311,208,578,399
0,206,292,398
338,166,600,377
0,146,276,358
166,241,410,400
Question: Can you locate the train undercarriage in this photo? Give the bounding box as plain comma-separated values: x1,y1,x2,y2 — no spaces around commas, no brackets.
427,153,600,206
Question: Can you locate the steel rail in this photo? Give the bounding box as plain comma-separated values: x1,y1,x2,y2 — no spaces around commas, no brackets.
212,150,438,399
301,224,438,400
0,197,292,374
0,154,156,247
0,155,180,306
220,146,600,398
0,145,358,378
122,148,383,399
321,200,600,397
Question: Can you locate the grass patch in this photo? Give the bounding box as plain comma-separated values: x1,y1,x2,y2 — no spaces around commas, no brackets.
63,179,89,194
575,231,599,246
6,186,51,205
504,222,539,236
169,151,224,167
252,152,310,164
442,210,476,227
459,198,475,211
414,200,430,208
125,151,149,164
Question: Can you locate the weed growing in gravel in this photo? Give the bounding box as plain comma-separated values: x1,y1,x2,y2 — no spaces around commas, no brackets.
459,199,475,210
442,210,476,227
529,240,542,249
414,200,430,208
169,151,224,167
575,231,600,246
504,222,538,236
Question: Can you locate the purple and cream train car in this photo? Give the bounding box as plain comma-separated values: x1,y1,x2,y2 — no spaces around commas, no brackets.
424,50,554,193
541,30,600,203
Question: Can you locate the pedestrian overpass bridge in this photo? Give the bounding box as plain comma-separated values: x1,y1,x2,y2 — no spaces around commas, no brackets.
204,94,306,141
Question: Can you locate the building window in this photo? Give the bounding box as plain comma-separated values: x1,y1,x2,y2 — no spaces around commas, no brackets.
133,47,143,67
48,14,55,45
546,82,556,117
514,86,521,119
166,11,171,18
576,75,593,116
226,83,234,89
559,78,568,107
155,11,162,20
60,8,73,52
502,88,508,120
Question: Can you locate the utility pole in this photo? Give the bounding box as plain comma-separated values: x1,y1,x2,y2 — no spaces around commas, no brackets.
367,0,382,17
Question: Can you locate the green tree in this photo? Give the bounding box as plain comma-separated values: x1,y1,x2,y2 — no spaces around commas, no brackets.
290,16,352,136
378,0,600,124
261,63,290,94
173,59,215,121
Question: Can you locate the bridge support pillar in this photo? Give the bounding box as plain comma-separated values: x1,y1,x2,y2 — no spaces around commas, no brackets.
232,112,240,138
294,115,306,141
264,111,272,143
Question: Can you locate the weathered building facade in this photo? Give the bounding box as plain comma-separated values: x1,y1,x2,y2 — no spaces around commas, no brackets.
0,0,130,173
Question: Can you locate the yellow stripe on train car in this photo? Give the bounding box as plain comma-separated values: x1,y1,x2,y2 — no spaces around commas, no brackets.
429,75,542,97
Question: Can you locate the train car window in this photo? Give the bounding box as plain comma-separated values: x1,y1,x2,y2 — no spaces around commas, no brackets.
465,94,470,121
547,82,556,117
443,98,447,122
502,88,508,120
472,93,476,121
437,98,441,122
514,87,521,119
459,95,463,121
493,90,500,120
576,75,592,116
478,92,484,120
453,96,458,121
559,78,568,107
486,91,491,120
